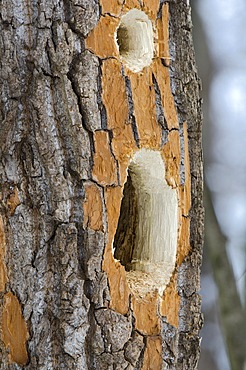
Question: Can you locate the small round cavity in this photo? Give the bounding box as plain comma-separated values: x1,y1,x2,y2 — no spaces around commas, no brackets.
115,9,154,73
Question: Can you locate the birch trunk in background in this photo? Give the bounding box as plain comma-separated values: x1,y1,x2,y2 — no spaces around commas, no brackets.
0,1,203,369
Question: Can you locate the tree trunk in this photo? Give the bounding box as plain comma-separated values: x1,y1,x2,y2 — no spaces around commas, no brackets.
0,1,203,369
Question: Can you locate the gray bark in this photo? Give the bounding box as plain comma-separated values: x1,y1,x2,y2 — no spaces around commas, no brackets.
169,3,204,366
0,1,203,369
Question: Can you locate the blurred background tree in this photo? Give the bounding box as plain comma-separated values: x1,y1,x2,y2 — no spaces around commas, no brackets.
190,1,246,369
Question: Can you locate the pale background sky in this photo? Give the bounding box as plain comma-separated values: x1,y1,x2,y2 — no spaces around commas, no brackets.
192,1,246,369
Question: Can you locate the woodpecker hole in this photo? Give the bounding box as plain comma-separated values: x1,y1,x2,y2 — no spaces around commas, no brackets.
115,9,154,73
113,149,178,296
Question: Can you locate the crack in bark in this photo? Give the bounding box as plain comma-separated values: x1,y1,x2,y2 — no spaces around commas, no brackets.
97,61,108,130
107,129,121,186
152,73,169,147
178,124,186,186
121,67,140,149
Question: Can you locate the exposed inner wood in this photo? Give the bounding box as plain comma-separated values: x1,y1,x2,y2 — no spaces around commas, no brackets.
113,149,178,296
0,216,7,292
128,69,162,148
101,58,136,185
1,292,29,365
87,5,192,367
160,274,180,327
103,186,130,315
6,186,20,215
83,183,104,232
115,9,154,73
141,336,162,370
114,173,138,269
92,130,118,186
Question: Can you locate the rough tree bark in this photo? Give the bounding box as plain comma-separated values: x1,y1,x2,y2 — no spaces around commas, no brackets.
0,1,203,369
